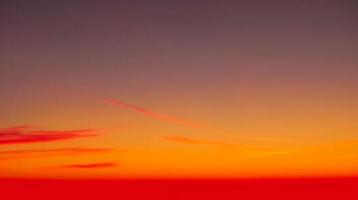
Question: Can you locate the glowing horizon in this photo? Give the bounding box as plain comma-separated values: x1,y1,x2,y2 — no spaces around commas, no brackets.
1,0,357,180
1,96,357,179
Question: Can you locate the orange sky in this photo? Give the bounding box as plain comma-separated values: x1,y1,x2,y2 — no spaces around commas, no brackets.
1,0,357,179
1,93,357,179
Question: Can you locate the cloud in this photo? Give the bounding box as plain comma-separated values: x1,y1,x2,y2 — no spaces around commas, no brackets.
0,147,115,160
227,135,298,143
245,150,298,157
163,136,238,148
0,126,97,145
164,136,301,158
0,126,34,135
107,99,297,143
61,162,117,169
107,99,204,129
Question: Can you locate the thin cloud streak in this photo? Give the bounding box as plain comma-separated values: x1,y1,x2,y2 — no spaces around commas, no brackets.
0,126,97,145
61,162,118,169
245,150,298,157
163,136,238,148
107,99,205,129
227,135,298,142
0,148,116,160
0,126,34,135
164,136,299,156
107,99,297,143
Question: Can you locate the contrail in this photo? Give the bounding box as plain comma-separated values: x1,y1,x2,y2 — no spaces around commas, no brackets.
107,98,205,130
107,98,297,143
163,136,238,148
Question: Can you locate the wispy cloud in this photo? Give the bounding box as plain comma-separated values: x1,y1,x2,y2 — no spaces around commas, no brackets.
107,98,301,149
0,147,115,160
163,136,238,148
244,138,358,157
107,99,204,129
107,99,297,144
245,150,298,157
0,126,97,145
61,162,117,169
227,135,298,143
163,136,300,156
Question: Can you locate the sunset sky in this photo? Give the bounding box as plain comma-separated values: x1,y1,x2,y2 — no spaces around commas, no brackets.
0,0,357,179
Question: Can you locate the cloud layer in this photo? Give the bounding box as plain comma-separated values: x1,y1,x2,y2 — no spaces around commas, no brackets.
62,162,117,169
0,126,97,145
0,147,115,160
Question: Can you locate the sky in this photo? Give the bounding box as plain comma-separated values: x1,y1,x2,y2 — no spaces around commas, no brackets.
0,0,357,179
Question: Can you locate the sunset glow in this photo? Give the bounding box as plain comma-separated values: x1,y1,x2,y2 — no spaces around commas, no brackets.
1,0,357,199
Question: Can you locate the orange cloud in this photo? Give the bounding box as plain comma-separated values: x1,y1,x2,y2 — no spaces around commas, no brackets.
245,150,298,157
107,99,204,129
107,99,299,145
163,136,238,148
0,147,115,160
61,162,117,169
0,126,97,145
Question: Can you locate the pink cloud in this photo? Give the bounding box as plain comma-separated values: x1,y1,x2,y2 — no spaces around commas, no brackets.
107,99,204,129
0,126,97,145
163,136,238,148
0,147,115,160
62,162,117,169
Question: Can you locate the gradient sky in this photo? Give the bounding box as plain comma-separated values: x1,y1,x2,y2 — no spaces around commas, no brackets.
0,0,357,179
